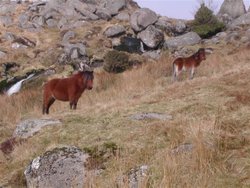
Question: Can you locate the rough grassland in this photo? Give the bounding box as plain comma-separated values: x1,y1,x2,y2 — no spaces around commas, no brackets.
0,47,250,187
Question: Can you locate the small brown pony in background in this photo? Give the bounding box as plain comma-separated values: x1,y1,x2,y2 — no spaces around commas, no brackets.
43,64,94,114
172,48,206,81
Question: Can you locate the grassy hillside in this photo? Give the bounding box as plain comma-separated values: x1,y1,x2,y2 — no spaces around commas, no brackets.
0,44,250,187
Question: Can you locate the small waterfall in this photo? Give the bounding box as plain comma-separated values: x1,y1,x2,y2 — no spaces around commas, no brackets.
6,74,35,96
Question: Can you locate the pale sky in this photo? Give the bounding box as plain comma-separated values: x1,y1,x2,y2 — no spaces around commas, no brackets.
134,0,250,20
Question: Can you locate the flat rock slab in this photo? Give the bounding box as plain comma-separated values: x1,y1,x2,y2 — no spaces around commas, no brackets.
129,113,172,121
24,146,89,188
13,119,61,139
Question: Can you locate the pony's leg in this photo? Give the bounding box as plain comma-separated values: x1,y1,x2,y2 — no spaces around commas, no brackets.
45,97,55,114
190,67,195,80
172,64,178,82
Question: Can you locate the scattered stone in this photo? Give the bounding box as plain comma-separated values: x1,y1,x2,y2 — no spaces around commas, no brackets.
128,165,148,188
170,143,194,155
24,146,89,188
0,50,7,58
142,50,161,60
104,25,126,37
12,37,36,48
62,30,76,43
129,113,172,121
0,15,13,27
13,119,61,139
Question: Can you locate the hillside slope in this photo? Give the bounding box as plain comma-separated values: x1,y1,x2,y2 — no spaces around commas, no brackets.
0,45,250,187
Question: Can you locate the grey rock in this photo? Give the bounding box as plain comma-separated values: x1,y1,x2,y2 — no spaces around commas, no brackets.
0,4,16,15
218,0,246,19
0,51,7,58
240,36,249,43
105,0,126,15
18,13,30,28
225,32,240,43
96,8,112,20
138,25,164,49
3,32,16,41
155,17,187,36
164,32,201,50
31,15,45,27
57,17,68,29
230,12,250,27
104,25,126,37
170,143,194,154
128,165,148,188
142,50,161,60
62,30,76,43
13,119,61,139
115,12,130,21
0,15,13,27
46,18,58,28
216,31,227,39
24,146,89,188
129,112,172,121
130,8,158,32
64,43,87,58
175,20,187,34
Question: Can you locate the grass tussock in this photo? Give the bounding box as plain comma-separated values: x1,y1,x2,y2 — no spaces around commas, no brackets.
0,47,250,187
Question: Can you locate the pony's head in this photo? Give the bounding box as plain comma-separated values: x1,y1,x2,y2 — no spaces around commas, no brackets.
197,48,206,61
79,63,94,90
83,71,94,90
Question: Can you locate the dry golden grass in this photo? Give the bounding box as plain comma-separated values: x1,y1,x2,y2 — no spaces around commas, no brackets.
0,47,250,187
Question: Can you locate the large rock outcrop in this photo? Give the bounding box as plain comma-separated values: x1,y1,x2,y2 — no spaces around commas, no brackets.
218,0,246,19
230,12,250,27
130,8,158,32
24,146,89,188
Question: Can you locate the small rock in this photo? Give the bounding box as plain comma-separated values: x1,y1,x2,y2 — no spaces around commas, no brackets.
13,119,61,139
170,143,194,154
129,113,172,121
104,25,126,38
115,12,130,21
24,146,89,188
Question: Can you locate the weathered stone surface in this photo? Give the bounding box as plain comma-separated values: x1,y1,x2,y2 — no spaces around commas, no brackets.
24,146,89,188
138,25,164,48
170,143,194,154
104,25,126,37
218,0,246,19
105,0,126,15
129,112,172,121
62,30,76,43
128,165,148,188
0,15,13,27
130,8,158,32
230,12,250,27
63,43,87,57
13,119,61,139
142,50,161,60
0,50,7,58
0,3,16,15
164,32,201,50
96,8,112,20
115,12,130,21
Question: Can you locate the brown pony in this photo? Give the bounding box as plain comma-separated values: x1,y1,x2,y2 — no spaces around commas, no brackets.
172,48,206,81
43,65,94,114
